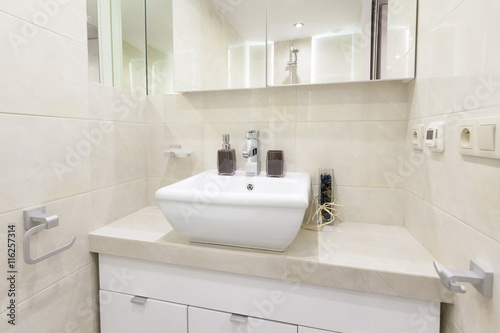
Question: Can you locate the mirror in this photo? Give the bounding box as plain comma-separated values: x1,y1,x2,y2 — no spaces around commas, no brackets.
87,0,173,95
171,0,267,92
267,0,372,85
266,0,417,86
87,0,417,94
374,0,417,80
147,0,174,94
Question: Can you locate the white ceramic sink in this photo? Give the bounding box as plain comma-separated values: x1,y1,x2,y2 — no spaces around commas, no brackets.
155,170,311,251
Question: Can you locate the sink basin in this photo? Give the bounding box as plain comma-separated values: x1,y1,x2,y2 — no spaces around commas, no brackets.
155,170,311,251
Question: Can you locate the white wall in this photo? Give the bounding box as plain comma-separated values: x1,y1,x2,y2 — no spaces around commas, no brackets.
0,1,148,332
404,0,500,332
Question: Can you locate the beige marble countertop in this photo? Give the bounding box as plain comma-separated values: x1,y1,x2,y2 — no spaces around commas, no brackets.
89,206,453,303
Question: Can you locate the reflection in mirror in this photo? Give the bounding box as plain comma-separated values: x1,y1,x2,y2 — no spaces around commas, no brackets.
374,0,417,80
113,0,147,93
87,0,100,83
87,0,418,94
86,0,147,94
147,0,174,95
267,0,372,86
172,0,267,92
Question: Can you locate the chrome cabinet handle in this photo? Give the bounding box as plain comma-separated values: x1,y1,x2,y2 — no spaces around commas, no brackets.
230,313,248,324
130,296,148,305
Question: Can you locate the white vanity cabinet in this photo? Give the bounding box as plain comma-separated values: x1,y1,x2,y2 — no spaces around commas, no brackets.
99,290,187,333
98,254,440,333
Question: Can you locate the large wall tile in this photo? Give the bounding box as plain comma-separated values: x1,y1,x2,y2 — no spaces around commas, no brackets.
0,0,87,44
335,186,404,225
90,179,149,230
296,121,406,188
416,199,500,333
0,12,88,118
296,81,407,122
89,83,147,123
0,114,90,214
148,92,204,124
0,264,97,333
90,121,147,190
416,0,465,41
204,87,297,123
0,194,92,307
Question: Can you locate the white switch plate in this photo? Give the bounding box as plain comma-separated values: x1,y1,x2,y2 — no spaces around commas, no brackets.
459,117,500,159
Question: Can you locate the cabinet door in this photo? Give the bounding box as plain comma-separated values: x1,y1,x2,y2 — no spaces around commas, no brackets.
189,306,297,333
100,290,187,333
299,327,341,333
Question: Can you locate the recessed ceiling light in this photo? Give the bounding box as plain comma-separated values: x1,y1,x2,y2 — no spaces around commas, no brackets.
294,23,304,28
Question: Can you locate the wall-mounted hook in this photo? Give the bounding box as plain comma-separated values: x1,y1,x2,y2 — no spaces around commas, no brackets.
433,260,493,298
23,206,76,265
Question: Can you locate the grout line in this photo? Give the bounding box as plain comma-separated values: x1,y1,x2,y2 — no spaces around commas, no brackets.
0,262,95,316
0,9,87,47
415,0,467,43
0,111,148,125
404,189,500,246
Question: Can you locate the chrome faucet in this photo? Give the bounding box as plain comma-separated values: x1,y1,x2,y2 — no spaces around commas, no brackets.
242,130,260,176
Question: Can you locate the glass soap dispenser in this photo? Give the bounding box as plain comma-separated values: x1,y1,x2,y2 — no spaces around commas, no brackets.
217,134,236,175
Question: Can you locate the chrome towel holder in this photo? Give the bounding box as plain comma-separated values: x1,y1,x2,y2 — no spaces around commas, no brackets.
23,206,76,265
433,260,493,298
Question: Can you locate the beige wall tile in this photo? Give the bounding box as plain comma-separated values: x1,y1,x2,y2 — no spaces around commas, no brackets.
0,0,87,44
90,179,149,231
0,12,88,118
405,0,500,332
336,186,404,225
89,83,147,123
0,263,97,333
0,114,90,214
148,92,204,124
296,81,407,122
90,121,147,190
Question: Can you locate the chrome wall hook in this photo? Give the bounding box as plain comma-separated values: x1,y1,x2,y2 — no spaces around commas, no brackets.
23,206,76,265
433,260,493,298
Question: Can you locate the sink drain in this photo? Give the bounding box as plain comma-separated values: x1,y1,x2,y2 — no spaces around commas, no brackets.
246,183,254,191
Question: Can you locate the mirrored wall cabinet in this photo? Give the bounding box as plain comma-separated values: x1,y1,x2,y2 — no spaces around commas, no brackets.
87,0,417,94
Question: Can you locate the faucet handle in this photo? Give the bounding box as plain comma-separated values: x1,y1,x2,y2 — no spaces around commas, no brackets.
246,130,259,139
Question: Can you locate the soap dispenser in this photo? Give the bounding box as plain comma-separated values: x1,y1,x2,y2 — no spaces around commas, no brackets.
217,134,236,175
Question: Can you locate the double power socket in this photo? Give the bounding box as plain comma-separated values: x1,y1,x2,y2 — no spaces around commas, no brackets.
411,117,500,160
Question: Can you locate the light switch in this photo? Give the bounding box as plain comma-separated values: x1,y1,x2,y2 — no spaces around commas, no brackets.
477,124,496,151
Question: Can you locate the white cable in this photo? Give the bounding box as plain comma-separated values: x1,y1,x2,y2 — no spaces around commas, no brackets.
301,195,341,231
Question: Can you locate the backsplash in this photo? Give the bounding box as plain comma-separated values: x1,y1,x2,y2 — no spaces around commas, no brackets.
147,81,408,226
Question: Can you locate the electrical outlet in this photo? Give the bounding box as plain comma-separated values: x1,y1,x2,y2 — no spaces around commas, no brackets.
411,124,424,150
459,117,500,159
459,125,473,149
